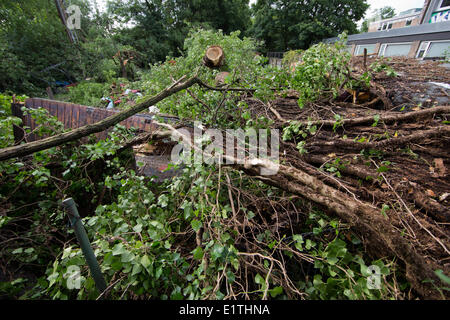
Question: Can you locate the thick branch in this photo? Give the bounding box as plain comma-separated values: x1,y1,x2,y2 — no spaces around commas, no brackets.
0,76,200,161
317,105,450,128
309,126,450,152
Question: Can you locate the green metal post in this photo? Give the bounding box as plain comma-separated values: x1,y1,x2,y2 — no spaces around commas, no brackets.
62,198,107,294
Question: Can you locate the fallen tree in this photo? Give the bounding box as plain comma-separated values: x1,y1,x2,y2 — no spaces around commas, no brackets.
1,43,449,299
150,120,448,299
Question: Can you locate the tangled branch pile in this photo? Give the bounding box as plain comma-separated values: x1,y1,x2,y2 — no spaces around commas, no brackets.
0,30,448,300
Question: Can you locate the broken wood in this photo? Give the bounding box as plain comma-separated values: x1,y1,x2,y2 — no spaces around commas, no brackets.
215,72,230,86
149,121,446,299
203,45,225,69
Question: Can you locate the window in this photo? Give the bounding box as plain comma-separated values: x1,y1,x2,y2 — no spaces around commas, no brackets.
440,0,450,9
355,44,377,56
380,22,393,30
426,41,450,57
379,43,412,57
406,19,412,26
344,45,353,53
416,42,430,58
417,41,450,59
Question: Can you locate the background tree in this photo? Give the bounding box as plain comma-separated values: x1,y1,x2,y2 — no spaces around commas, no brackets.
0,0,83,94
0,0,115,94
250,0,369,53
106,0,251,66
182,0,251,34
374,6,396,20
360,20,370,33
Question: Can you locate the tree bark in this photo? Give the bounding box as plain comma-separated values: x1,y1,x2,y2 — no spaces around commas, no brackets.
203,46,225,69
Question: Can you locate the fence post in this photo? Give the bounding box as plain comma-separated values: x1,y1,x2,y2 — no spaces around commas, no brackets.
11,102,24,145
62,198,107,295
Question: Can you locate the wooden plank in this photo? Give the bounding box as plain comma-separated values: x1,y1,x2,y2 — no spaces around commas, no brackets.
57,103,65,125
64,102,72,130
49,101,57,119
72,104,79,129
40,99,49,113
79,105,87,127
27,99,37,142
86,107,93,133
132,118,140,131
25,98,33,109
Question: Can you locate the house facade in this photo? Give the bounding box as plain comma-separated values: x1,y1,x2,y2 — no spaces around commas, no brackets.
325,0,450,59
368,9,422,33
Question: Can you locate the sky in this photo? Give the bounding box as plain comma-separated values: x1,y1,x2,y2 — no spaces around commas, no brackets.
94,0,428,20
247,0,427,18
364,0,426,16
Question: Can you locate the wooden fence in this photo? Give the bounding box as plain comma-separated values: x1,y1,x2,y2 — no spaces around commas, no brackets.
11,98,181,179
12,98,162,143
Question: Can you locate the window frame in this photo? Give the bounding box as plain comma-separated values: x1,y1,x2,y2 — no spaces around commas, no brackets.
438,0,450,11
416,42,431,59
355,44,378,56
378,42,413,57
419,40,450,59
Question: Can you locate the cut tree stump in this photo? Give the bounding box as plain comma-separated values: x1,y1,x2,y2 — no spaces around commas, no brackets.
203,45,225,69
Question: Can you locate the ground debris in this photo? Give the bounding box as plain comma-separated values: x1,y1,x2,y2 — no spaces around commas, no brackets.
240,56,450,299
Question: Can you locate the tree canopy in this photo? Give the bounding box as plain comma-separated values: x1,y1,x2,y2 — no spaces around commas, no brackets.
0,0,370,94
250,0,369,52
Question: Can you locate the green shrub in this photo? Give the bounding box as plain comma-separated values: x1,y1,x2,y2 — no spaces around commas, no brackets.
66,82,111,106
290,34,352,108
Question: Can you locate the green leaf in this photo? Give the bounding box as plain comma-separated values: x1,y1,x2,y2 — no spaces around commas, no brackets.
377,165,390,173
12,248,23,254
141,255,151,269
191,219,202,232
131,263,142,276
381,204,390,218
121,251,135,263
155,266,163,279
269,286,283,298
133,223,143,233
435,269,450,285
372,114,380,127
231,258,239,271
255,273,264,285
111,243,127,256
158,194,169,208
192,247,204,260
